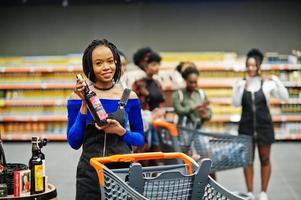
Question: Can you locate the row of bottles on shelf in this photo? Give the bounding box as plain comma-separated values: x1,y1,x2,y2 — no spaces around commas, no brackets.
288,88,301,98
1,68,300,86
0,106,66,115
198,70,301,82
0,122,66,134
211,105,241,115
2,88,299,100
281,104,301,113
205,88,300,98
202,122,301,136
0,72,76,83
1,89,73,99
211,105,300,116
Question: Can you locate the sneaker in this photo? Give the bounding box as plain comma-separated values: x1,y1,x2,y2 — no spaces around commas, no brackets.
247,192,256,200
258,191,269,200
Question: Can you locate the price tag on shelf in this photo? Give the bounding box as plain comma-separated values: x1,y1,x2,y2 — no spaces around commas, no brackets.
230,115,240,122
280,116,287,122
67,66,74,72
54,99,64,106
31,116,39,122
41,83,48,89
261,64,271,70
47,66,54,72
29,66,35,72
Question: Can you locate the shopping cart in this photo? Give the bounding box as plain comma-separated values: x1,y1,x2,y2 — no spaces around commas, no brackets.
90,152,246,200
152,120,253,172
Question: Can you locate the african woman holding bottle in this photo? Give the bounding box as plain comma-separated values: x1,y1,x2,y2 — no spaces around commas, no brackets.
67,39,144,200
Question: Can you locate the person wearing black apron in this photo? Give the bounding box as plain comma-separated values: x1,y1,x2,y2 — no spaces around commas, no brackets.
67,39,144,200
75,90,133,200
232,49,288,200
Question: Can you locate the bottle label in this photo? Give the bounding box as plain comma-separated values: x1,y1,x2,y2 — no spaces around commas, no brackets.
89,96,108,120
42,160,46,177
34,165,44,192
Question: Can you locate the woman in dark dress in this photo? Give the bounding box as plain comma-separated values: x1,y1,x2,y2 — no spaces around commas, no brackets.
232,49,288,200
131,47,165,165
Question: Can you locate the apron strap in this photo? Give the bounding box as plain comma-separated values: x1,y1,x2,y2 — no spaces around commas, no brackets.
119,88,131,109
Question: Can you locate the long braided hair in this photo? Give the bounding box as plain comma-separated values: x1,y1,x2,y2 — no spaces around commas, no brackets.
82,39,121,84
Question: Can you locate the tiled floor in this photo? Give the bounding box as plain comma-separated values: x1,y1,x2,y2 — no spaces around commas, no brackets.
3,142,301,200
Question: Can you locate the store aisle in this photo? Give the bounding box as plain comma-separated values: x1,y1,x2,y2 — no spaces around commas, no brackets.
3,142,301,200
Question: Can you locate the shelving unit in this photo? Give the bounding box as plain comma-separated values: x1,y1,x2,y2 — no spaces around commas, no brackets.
0,53,300,141
157,52,301,141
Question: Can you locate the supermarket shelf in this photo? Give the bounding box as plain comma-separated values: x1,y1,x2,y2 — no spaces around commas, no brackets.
0,99,67,106
1,132,300,141
0,115,67,122
1,133,66,141
1,63,300,74
276,134,301,140
209,98,301,105
210,115,301,123
160,63,301,71
1,80,300,90
0,83,74,90
0,65,81,73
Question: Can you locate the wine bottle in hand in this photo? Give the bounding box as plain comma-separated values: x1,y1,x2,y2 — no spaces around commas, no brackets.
76,74,108,126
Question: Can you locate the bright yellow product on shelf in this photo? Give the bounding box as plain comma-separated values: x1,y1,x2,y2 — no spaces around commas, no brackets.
204,89,232,98
0,106,44,114
0,73,42,83
160,52,237,62
211,105,241,115
289,71,301,82
41,72,75,80
7,89,69,99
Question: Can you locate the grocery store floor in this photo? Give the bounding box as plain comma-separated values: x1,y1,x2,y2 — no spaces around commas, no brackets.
4,142,301,200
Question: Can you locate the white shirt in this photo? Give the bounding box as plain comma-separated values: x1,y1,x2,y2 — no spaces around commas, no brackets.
232,75,289,107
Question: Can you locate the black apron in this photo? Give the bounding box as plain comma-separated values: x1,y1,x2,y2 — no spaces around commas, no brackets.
238,80,275,144
76,89,132,200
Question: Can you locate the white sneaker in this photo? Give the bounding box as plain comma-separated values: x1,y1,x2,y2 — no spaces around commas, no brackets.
247,192,255,200
258,191,269,200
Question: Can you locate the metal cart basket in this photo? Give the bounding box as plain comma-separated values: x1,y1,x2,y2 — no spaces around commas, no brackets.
90,152,246,200
152,120,253,172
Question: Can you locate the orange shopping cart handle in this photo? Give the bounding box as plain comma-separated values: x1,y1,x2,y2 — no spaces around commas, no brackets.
90,152,197,175
152,119,178,137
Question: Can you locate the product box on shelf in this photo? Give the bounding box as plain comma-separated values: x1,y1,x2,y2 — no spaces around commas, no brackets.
14,169,30,197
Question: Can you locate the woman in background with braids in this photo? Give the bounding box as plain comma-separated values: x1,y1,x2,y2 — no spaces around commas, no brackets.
232,49,288,200
67,39,144,200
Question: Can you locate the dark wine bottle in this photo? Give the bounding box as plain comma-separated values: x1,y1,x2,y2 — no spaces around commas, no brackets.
76,74,108,126
29,137,45,195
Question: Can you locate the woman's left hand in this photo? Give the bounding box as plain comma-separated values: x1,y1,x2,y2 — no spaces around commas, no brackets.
95,119,126,136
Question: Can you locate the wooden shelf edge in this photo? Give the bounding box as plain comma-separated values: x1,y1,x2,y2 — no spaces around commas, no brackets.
210,115,301,123
0,81,300,90
2,99,67,106
276,134,301,140
2,133,66,141
0,83,74,90
0,115,67,122
209,98,301,105
0,66,81,73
